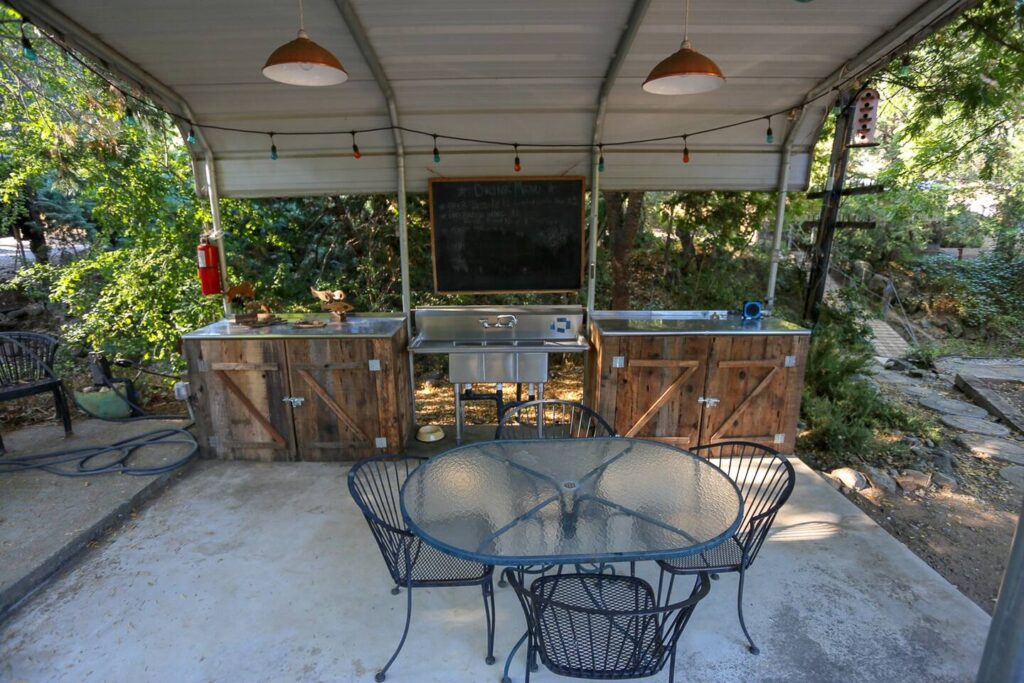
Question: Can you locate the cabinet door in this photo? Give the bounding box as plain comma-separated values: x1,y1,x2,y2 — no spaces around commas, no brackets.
186,339,296,461
610,335,710,448
700,335,808,452
285,338,388,461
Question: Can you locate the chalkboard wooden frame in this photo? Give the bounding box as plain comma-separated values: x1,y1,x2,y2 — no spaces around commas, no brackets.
428,176,587,294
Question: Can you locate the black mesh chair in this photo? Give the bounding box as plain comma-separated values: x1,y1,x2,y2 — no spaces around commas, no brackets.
0,332,72,453
495,399,615,441
348,455,496,681
657,441,795,655
504,568,710,683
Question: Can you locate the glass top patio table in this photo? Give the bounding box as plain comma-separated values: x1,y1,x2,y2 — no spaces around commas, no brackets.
401,437,743,566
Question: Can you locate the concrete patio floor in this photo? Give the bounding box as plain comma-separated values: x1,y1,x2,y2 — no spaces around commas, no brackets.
0,456,990,682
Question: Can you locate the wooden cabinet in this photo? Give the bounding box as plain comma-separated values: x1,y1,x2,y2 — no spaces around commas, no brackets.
585,322,809,453
184,322,412,461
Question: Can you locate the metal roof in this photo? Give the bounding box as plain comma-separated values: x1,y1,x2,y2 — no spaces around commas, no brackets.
14,0,975,198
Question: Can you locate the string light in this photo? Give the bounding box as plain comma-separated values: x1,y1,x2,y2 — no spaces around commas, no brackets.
682,136,690,164
269,133,278,160
899,55,912,77
765,117,774,144
432,134,440,163
598,145,605,173
187,126,196,145
513,143,521,173
20,20,35,62
123,107,136,126
350,131,361,159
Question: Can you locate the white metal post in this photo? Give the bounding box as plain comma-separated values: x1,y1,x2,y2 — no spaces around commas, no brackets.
204,158,231,316
586,151,600,314
766,109,804,313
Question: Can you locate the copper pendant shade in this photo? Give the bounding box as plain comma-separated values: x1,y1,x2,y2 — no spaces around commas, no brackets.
643,39,725,95
643,0,725,95
263,0,348,87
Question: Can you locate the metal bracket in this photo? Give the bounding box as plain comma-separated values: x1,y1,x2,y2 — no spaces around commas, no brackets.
374,436,388,449
698,396,720,408
368,359,382,372
611,356,626,369
282,396,305,408
784,355,797,368
774,433,786,444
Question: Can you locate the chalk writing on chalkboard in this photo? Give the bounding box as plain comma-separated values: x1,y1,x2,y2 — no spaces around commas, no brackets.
429,177,585,293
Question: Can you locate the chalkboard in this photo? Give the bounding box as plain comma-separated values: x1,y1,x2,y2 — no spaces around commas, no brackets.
429,177,585,294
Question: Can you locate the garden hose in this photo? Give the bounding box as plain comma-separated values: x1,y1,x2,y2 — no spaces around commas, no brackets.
0,345,198,477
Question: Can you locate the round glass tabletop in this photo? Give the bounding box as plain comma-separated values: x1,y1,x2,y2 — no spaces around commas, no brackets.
401,437,743,565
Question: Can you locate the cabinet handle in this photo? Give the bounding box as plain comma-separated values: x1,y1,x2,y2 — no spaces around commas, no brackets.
283,396,305,408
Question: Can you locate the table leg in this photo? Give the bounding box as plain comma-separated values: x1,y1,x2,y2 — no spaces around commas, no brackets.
501,630,528,683
454,383,463,445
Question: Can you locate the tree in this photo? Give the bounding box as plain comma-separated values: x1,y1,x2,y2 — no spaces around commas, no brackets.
605,191,644,309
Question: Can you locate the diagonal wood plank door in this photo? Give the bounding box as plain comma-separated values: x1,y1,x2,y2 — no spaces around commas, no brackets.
186,339,296,461
285,338,384,461
700,334,808,452
611,335,710,448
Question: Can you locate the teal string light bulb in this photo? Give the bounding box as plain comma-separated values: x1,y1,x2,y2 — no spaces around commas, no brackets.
432,135,440,163
187,127,196,145
598,145,605,173
765,117,774,144
20,21,36,62
123,107,137,126
269,133,278,160
899,55,912,77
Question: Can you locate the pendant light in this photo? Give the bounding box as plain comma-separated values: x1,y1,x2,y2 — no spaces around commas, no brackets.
263,0,348,86
643,0,725,95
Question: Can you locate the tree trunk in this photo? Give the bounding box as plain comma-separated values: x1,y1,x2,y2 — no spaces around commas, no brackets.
18,185,48,264
607,191,644,310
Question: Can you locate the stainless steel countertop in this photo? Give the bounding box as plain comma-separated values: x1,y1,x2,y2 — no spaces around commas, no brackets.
183,313,406,340
590,310,810,336
409,335,590,354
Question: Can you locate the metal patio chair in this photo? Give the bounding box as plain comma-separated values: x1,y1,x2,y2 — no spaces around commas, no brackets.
504,568,711,683
495,399,615,440
348,454,496,681
657,441,795,655
0,332,72,454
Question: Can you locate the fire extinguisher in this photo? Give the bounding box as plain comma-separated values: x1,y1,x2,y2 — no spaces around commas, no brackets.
196,236,222,296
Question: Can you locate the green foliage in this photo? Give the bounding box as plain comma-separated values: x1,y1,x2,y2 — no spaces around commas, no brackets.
914,252,1024,334
798,294,921,468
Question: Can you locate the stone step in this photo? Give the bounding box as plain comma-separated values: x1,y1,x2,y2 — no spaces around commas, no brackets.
957,434,1024,466
940,414,1011,437
918,395,989,419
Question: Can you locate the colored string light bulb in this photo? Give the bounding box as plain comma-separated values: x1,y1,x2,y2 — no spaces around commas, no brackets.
124,107,137,126
432,135,440,163
20,21,36,62
187,127,196,145
765,117,774,144
513,144,521,173
899,55,912,78
598,146,605,173
682,137,690,164
351,132,361,159
269,134,278,160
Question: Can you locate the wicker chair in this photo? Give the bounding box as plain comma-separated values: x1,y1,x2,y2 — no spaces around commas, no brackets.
504,568,710,683
657,441,795,655
495,399,615,441
0,332,72,453
348,455,497,681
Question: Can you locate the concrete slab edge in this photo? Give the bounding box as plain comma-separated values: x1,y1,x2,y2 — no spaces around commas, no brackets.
955,373,1024,436
0,460,196,623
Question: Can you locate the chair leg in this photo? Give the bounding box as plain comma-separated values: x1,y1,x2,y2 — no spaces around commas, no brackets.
668,644,677,683
377,562,414,681
54,386,72,436
502,631,528,683
482,578,496,665
737,567,759,655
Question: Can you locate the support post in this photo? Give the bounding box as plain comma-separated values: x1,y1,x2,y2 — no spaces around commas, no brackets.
802,98,856,323
977,502,1024,681
766,108,804,312
204,158,231,316
586,153,600,314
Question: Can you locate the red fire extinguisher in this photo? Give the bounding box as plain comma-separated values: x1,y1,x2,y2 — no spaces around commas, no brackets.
197,236,222,296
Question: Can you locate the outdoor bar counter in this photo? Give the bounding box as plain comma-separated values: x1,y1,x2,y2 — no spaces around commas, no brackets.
183,314,412,461
584,311,810,453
